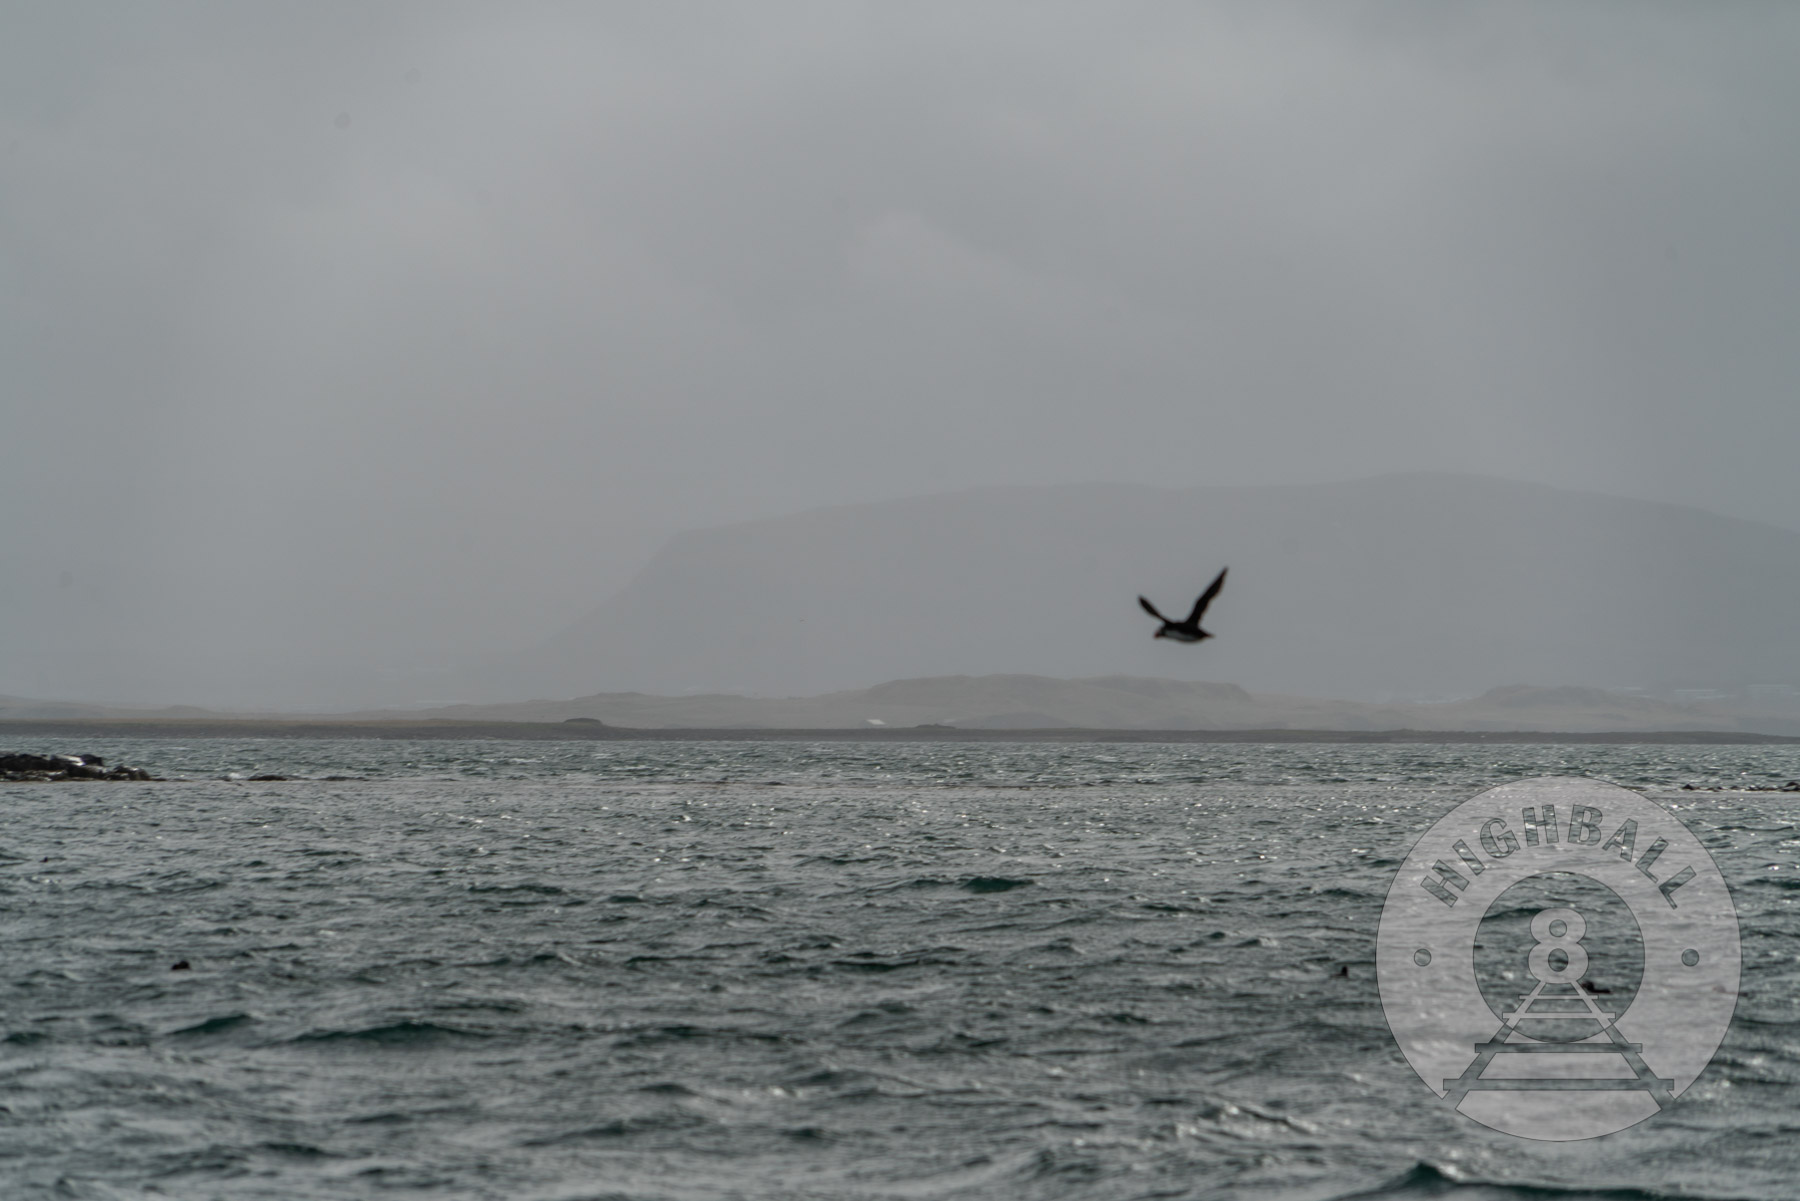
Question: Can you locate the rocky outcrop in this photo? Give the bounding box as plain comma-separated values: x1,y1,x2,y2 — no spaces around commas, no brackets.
0,752,156,781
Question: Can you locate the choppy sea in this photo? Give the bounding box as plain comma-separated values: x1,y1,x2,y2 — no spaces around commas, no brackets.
2,738,1797,1200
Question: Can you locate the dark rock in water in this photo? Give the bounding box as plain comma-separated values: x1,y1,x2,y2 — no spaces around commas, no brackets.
248,774,289,782
170,961,191,971
1,752,156,782
1,753,72,773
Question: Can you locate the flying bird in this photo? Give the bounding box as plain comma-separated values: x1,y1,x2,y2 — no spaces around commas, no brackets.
1139,568,1228,643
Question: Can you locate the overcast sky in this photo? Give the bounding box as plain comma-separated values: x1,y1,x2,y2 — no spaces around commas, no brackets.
4,2,1798,706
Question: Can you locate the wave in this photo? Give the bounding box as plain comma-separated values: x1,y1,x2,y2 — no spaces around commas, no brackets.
292,1019,487,1046
1333,1163,1733,1201
519,1111,710,1147
611,1023,794,1049
169,1013,256,1038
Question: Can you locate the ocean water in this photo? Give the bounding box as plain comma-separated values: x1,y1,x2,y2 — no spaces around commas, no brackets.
2,739,1797,1201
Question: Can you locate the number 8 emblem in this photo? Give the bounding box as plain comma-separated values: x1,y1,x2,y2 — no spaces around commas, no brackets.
1378,777,1739,1140
1527,908,1587,985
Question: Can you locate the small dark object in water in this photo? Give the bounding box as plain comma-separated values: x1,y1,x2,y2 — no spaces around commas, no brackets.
562,717,606,725
1333,964,1350,978
1139,567,1228,644
963,877,1032,893
171,961,191,971
248,774,289,782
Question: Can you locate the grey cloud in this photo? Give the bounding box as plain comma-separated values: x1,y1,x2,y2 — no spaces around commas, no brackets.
3,2,1797,706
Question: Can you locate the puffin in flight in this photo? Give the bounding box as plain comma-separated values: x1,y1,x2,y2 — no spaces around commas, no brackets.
1139,567,1228,643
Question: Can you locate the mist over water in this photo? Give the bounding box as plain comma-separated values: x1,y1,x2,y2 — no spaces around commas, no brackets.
5,5,1800,707
4,740,1796,1199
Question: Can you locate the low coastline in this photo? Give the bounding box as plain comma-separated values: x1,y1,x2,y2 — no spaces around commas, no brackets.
3,719,1797,744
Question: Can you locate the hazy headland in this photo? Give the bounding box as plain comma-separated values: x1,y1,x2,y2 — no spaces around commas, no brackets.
6,673,1797,742
8,475,1800,737
502,473,1800,705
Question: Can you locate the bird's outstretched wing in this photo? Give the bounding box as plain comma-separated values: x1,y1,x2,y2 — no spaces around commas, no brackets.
1138,596,1168,622
1184,567,1228,624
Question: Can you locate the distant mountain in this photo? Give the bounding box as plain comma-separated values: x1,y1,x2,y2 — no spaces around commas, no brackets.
516,474,1800,700
7,675,1797,734
333,675,1799,735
